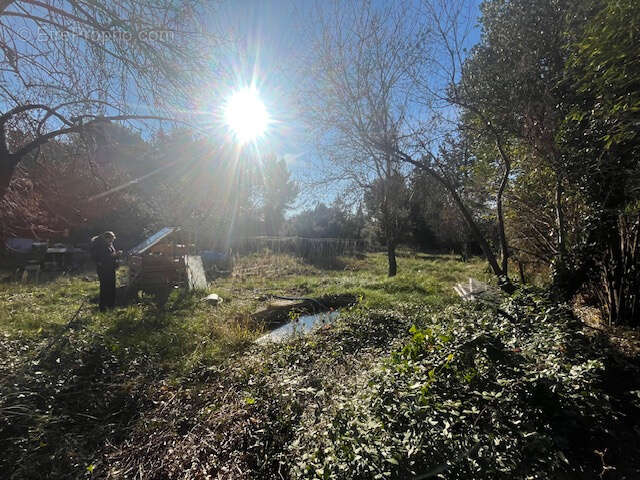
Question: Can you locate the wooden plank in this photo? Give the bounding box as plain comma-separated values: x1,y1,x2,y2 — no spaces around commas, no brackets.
185,255,208,291
252,294,358,325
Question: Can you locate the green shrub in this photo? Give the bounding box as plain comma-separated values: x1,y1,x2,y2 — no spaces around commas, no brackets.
290,290,611,479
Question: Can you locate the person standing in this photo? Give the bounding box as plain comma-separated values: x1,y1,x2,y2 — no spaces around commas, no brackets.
90,231,121,311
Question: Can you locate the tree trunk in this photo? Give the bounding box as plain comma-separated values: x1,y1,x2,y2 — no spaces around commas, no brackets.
382,157,398,278
552,174,570,291
420,166,514,292
384,149,515,292
518,261,526,284
555,175,566,257
595,213,640,326
387,242,397,277
0,151,17,199
495,144,511,277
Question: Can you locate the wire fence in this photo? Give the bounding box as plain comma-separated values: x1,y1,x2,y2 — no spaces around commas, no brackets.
232,236,367,260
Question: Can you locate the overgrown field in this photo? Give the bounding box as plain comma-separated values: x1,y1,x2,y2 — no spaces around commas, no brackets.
1,253,639,479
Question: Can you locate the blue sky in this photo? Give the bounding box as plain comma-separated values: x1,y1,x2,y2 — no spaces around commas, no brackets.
1,0,483,210
207,0,484,209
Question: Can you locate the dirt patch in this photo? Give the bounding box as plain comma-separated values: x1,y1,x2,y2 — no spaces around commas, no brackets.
573,295,640,358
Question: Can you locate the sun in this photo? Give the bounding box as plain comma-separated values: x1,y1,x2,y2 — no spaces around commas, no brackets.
223,87,270,143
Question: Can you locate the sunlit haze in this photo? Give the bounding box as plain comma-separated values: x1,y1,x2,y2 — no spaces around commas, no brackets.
223,87,270,143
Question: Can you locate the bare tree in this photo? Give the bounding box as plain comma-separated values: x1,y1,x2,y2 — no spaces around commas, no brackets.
302,0,419,276
0,0,218,198
303,0,515,290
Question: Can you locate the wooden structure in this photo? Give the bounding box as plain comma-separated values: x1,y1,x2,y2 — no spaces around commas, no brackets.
251,294,358,326
127,227,208,291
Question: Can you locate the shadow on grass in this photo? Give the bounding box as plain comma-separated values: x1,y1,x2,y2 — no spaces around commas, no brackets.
0,288,208,479
87,284,201,311
573,329,640,477
0,334,148,479
301,255,348,271
495,295,640,477
368,279,432,295
413,253,463,262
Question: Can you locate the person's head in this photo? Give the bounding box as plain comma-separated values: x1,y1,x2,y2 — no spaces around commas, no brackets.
103,231,116,245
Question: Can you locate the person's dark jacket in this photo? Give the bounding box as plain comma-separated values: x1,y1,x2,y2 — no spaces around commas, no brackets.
91,237,117,271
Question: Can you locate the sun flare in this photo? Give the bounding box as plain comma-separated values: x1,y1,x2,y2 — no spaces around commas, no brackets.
223,87,270,143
